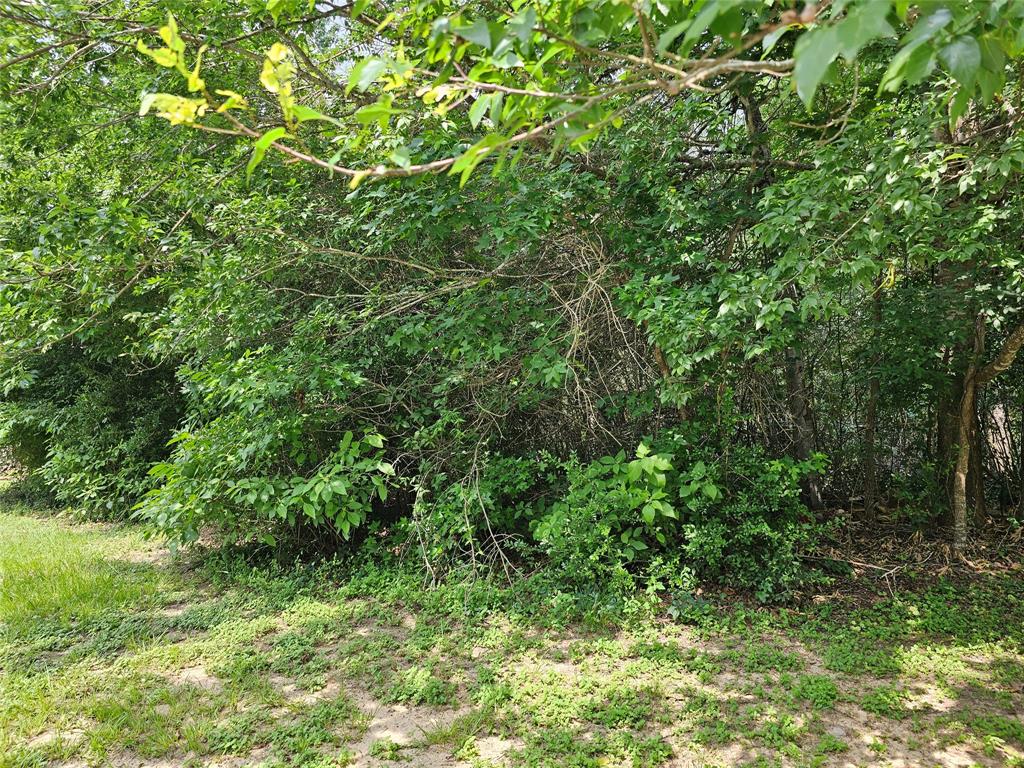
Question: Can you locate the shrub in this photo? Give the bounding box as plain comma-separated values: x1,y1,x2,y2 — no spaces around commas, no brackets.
0,349,180,518
679,445,824,602
526,438,822,603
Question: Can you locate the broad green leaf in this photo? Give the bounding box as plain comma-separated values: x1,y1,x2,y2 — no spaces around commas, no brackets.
879,40,934,92
903,7,952,46
681,1,725,54
507,7,536,43
834,3,895,61
246,126,288,179
793,26,839,107
940,36,981,87
291,104,340,125
449,133,507,186
389,145,411,168
949,83,971,129
657,19,690,53
762,24,795,58
266,0,287,23
456,19,493,49
346,58,387,94
354,97,406,129
468,94,490,128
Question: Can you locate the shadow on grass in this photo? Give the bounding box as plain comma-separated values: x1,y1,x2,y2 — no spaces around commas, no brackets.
2,502,1023,768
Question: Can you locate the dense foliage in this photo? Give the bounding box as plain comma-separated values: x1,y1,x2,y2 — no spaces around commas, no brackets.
1,0,1022,601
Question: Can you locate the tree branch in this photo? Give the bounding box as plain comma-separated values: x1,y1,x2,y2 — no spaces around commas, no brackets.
976,321,1024,384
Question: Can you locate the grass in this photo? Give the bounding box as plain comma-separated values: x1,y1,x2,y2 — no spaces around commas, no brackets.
1,502,1023,768
0,511,162,631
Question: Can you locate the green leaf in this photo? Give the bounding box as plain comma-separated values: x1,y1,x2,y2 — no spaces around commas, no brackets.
762,24,795,58
976,66,1001,103
246,126,288,179
903,7,952,46
390,145,411,169
507,8,536,43
657,20,690,53
940,36,981,88
709,5,744,47
879,40,934,92
642,503,656,525
354,96,406,129
449,133,506,186
793,26,839,107
468,94,490,128
834,4,895,61
456,20,493,49
266,0,287,23
946,82,970,128
346,58,387,94
681,1,725,54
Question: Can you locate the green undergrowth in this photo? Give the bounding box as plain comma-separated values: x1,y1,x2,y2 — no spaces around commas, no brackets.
2,506,1023,768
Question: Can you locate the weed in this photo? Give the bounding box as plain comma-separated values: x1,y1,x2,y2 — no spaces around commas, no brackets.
861,685,909,719
585,687,655,728
368,738,405,761
793,674,839,709
387,666,457,706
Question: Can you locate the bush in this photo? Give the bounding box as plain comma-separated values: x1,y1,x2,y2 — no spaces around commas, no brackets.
0,349,181,518
681,446,824,602
527,438,823,603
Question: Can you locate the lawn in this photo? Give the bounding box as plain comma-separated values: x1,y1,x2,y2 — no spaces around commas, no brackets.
1,503,1022,768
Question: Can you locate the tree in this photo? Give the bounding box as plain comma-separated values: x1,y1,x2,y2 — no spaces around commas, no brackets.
2,0,1023,585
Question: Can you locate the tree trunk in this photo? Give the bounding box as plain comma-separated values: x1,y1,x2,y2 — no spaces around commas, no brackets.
970,400,986,524
937,352,965,521
950,319,1024,553
864,369,880,523
953,315,985,554
952,371,976,553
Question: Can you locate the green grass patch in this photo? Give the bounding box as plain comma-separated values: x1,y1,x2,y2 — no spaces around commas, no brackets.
0,513,162,632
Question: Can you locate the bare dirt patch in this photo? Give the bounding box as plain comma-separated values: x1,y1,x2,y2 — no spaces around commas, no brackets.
28,727,85,750
347,686,472,767
163,663,222,692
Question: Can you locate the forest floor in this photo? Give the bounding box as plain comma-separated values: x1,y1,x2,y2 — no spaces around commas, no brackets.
1,502,1023,768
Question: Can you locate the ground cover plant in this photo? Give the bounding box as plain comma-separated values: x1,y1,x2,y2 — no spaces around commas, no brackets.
1,501,1023,767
